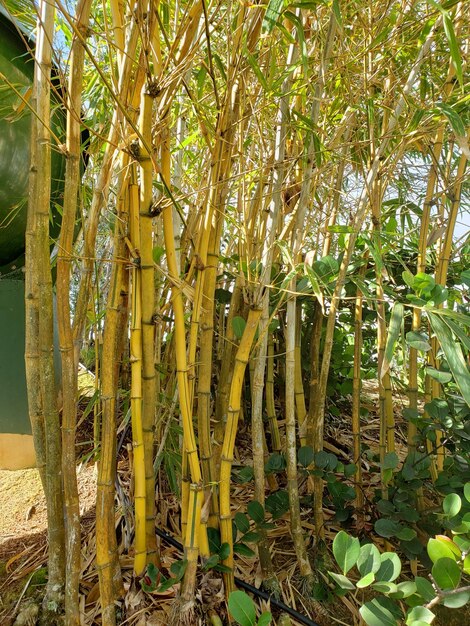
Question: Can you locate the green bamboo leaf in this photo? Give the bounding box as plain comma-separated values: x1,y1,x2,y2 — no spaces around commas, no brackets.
435,102,465,136
245,51,269,92
262,0,285,33
381,303,403,379
332,0,343,27
442,13,464,88
428,311,470,406
437,316,470,351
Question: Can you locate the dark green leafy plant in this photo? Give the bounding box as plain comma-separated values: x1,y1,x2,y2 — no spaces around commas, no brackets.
328,483,470,626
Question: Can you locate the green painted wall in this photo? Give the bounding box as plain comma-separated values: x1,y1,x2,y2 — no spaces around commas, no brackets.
0,6,66,276
0,279,30,434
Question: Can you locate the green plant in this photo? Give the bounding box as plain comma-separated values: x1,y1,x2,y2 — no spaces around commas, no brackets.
328,483,470,626
228,590,272,626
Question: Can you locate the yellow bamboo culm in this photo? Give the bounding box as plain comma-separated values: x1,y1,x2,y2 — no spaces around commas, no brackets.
138,82,158,566
219,306,262,593
172,482,203,620
129,165,147,575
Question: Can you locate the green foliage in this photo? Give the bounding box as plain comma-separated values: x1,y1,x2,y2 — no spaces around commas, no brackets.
140,559,187,594
329,483,470,626
228,590,272,626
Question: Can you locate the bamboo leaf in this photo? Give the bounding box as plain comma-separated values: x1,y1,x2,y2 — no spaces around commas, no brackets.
381,303,403,379
442,12,464,88
262,0,285,34
435,102,465,136
428,311,470,406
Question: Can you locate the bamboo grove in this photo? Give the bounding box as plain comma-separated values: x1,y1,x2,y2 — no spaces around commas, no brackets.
6,0,469,623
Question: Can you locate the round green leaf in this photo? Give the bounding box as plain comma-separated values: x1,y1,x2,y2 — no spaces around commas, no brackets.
396,527,417,541
257,613,273,626
359,598,400,626
357,543,381,576
406,605,435,624
328,571,356,590
415,577,435,603
442,590,470,608
432,557,461,590
228,591,256,626
234,512,250,534
233,543,256,557
298,446,314,468
427,538,458,564
376,552,401,582
372,582,398,594
332,531,360,575
375,518,401,538
382,452,399,470
393,581,416,599
247,501,265,524
232,316,246,339
406,331,431,352
464,483,470,503
357,572,375,588
443,493,461,518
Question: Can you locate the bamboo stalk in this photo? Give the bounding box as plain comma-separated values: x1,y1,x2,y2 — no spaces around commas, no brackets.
96,170,128,626
285,288,314,580
129,165,147,575
251,296,279,594
73,18,139,363
138,78,159,566
56,2,92,622
352,263,367,526
28,0,65,613
220,306,262,594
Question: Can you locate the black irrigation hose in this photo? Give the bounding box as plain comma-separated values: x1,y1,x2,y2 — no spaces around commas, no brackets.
155,528,321,626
